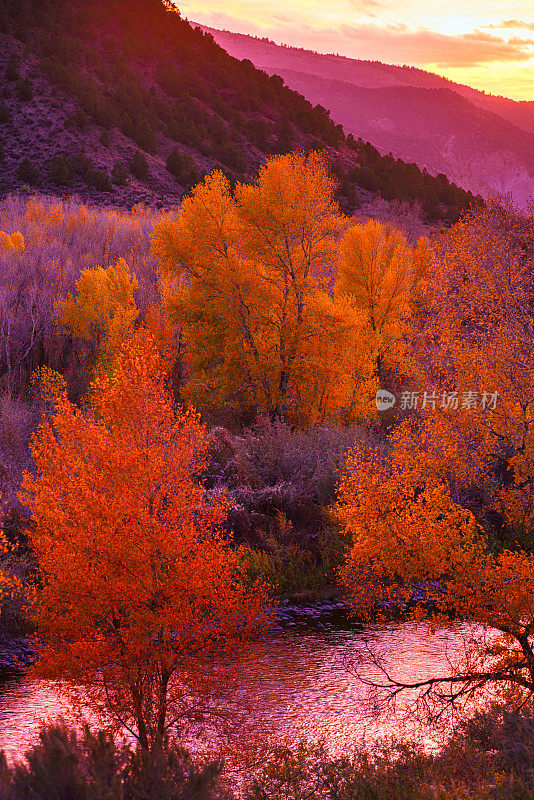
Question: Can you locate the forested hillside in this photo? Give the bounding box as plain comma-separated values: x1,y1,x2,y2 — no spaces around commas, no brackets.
0,0,478,221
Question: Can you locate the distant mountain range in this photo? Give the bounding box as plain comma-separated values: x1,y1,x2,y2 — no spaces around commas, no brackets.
202,27,534,210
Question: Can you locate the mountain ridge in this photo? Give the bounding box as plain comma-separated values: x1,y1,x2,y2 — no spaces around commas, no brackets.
200,26,534,133
201,25,534,208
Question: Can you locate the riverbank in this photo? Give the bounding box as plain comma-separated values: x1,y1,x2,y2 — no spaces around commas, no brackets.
0,581,441,675
0,634,35,678
2,703,533,800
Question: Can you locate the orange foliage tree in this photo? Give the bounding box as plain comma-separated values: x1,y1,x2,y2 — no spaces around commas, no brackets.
0,231,24,253
339,416,534,714
21,332,271,751
61,257,139,359
152,152,353,423
338,204,534,714
335,220,429,384
153,158,433,425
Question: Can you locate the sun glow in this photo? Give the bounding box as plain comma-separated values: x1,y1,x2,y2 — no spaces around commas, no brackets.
177,0,534,99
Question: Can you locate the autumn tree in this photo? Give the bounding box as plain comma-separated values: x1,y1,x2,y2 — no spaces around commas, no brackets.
61,257,139,358
288,291,372,425
338,414,534,716
410,203,534,538
21,332,271,752
31,365,67,416
152,152,348,424
335,220,429,384
338,204,534,716
0,231,24,253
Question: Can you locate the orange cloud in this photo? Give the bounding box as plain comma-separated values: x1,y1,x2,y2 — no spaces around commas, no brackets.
486,20,534,31
189,9,533,69
337,25,534,67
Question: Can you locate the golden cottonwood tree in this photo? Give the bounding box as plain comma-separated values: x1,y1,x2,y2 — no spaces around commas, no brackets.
289,291,374,424
0,231,24,253
152,152,350,423
22,332,271,751
335,220,428,384
61,257,139,357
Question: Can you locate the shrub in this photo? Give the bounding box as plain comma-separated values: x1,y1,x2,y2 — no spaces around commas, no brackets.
120,109,134,138
243,525,347,596
208,419,366,512
272,120,293,155
243,741,436,800
16,77,34,102
129,150,149,181
99,129,111,147
48,155,71,186
167,115,204,148
208,114,227,145
75,106,89,132
67,152,94,176
216,142,246,173
1,721,227,800
17,158,39,185
353,165,378,192
111,161,129,186
84,166,112,192
166,147,198,187
5,55,20,82
133,117,157,153
422,189,442,221
0,101,11,124
247,118,270,151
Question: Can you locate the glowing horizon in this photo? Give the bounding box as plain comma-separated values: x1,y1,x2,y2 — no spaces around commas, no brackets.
175,1,534,100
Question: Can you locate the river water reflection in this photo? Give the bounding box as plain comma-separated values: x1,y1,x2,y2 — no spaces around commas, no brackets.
0,620,473,761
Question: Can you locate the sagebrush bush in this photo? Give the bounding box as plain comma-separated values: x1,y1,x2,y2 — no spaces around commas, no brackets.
2,706,534,800
208,418,371,514
0,721,230,800
243,710,534,800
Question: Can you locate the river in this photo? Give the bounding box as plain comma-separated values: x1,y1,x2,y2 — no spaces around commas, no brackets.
0,610,474,761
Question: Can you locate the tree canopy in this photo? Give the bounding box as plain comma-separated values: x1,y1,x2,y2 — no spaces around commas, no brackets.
22,332,271,751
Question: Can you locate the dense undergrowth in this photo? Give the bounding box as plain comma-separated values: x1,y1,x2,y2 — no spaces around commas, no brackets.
3,704,534,799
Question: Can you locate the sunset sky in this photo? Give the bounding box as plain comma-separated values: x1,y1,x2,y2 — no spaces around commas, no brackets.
176,1,534,100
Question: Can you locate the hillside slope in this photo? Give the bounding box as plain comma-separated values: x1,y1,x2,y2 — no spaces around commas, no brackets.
0,0,477,223
203,27,534,209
